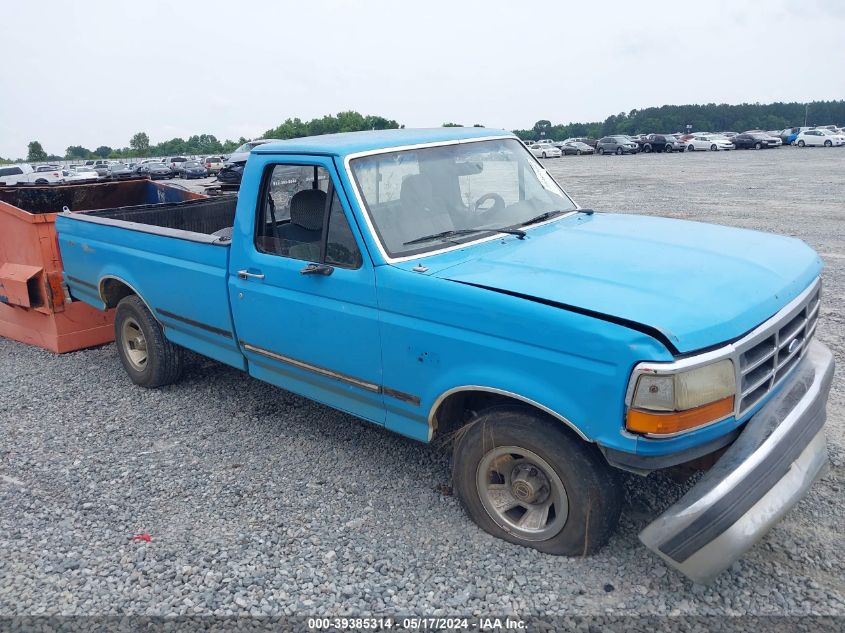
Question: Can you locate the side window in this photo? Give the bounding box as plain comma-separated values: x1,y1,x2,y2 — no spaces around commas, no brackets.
256,164,362,269
325,191,363,268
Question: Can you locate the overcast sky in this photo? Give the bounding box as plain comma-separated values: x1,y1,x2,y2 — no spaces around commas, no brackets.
1,0,843,158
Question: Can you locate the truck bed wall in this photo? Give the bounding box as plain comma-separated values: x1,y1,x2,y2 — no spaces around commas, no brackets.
82,196,237,236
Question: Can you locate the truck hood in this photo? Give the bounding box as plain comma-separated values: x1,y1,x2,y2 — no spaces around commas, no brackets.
427,213,822,353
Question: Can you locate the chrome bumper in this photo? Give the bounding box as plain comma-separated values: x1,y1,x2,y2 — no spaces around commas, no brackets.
640,339,834,584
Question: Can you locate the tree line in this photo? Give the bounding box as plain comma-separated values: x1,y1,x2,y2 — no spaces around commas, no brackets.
5,101,843,164
3,111,402,164
513,100,845,141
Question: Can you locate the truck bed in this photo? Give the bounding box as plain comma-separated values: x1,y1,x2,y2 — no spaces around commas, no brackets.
56,195,245,370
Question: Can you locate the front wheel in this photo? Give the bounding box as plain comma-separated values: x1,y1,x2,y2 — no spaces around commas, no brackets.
643,144,652,153
597,147,605,155
710,144,718,151
824,140,832,147
664,145,672,153
452,406,623,555
576,149,581,155
797,140,805,147
688,144,695,152
754,142,762,150
615,147,623,155
115,295,184,388
541,152,547,159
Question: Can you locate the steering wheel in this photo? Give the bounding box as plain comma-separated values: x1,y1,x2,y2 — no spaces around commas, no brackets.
473,193,506,214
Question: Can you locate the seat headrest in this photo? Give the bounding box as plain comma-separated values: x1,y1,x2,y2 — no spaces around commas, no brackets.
289,189,326,231
400,174,433,209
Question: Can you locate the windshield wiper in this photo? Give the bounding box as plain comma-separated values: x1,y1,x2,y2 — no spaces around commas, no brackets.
520,208,593,227
403,227,526,246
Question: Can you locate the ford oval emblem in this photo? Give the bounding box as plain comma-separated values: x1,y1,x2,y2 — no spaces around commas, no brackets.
788,338,801,354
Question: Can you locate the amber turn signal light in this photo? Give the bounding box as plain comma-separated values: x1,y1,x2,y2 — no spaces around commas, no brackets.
626,396,735,436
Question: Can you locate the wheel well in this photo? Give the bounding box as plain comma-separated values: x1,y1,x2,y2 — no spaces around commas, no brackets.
431,389,585,442
100,278,136,308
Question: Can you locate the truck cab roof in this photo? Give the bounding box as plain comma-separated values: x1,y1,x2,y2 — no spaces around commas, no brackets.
252,127,510,159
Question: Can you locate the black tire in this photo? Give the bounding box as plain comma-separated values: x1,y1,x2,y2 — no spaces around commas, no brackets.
541,152,547,159
710,144,718,151
688,144,695,152
754,142,762,150
597,147,605,155
615,147,623,155
452,406,623,556
576,149,581,155
797,140,805,147
824,140,832,147
115,295,184,388
643,144,652,153
664,145,672,153
35,178,48,184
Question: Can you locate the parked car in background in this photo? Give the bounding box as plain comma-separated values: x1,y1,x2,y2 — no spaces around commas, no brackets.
92,164,111,178
224,139,283,165
0,163,64,185
62,167,100,183
528,144,561,158
106,163,135,180
204,156,224,174
685,134,734,151
561,141,594,155
719,132,738,138
217,162,244,188
638,134,676,153
562,137,598,148
796,129,845,147
731,133,780,150
596,136,639,155
175,160,208,179
164,157,188,172
134,162,174,180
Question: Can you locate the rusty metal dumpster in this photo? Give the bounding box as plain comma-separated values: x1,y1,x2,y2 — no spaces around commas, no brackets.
0,179,205,353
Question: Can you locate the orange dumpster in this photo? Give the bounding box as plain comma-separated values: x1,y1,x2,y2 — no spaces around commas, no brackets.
0,179,205,353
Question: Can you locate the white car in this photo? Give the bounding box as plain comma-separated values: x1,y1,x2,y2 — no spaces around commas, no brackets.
685,134,734,151
0,163,64,185
795,129,845,147
528,144,562,158
62,167,100,183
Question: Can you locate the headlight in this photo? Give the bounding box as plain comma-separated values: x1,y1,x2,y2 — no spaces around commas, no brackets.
626,359,735,436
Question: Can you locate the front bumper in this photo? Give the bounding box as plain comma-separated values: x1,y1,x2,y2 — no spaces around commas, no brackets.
639,339,834,584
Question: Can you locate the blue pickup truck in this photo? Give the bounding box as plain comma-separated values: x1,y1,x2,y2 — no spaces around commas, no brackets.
56,128,833,583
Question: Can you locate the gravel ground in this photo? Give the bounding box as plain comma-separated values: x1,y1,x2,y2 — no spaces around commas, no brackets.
1,147,843,622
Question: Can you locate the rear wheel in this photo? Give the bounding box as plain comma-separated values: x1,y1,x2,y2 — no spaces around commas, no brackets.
115,295,184,388
688,144,695,152
754,142,762,150
597,147,605,155
664,145,672,153
452,406,623,555
576,149,582,155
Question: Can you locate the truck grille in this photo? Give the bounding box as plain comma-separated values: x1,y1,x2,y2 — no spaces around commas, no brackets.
736,282,821,416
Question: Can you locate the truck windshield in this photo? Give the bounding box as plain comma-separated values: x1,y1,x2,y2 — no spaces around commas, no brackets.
349,138,577,258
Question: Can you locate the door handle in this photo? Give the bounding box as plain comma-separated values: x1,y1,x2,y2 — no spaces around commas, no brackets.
237,270,265,280
300,263,334,276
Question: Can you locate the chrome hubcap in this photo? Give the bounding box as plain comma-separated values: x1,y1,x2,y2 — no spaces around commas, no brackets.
477,446,568,541
121,318,148,371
